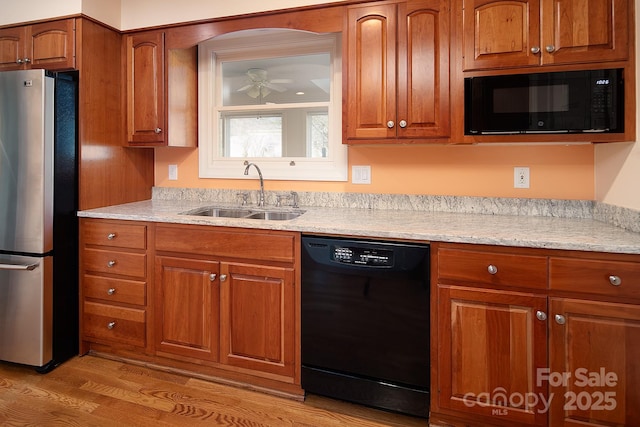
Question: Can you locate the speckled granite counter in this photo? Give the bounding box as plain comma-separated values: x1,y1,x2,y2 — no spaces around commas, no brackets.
77,189,640,255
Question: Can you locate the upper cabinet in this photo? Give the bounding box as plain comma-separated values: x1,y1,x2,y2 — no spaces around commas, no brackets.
125,31,197,147
462,0,630,71
126,31,166,145
0,19,76,72
345,0,450,143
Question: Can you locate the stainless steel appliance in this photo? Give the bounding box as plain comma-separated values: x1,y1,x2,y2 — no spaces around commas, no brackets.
0,69,78,372
465,68,624,135
301,236,430,418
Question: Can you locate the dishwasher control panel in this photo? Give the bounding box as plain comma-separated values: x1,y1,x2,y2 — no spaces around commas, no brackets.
332,245,393,266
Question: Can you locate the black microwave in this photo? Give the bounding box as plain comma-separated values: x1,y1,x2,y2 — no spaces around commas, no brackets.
465,69,624,135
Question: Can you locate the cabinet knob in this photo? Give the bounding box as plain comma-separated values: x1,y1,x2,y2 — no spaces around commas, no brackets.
535,311,547,321
107,321,116,330
107,288,116,295
209,273,217,282
23,58,31,63
399,120,407,128
487,264,498,275
609,275,622,286
107,260,116,268
154,127,162,134
16,58,23,64
554,314,566,325
530,46,541,54
219,274,227,282
107,233,117,240
387,121,395,129
545,45,555,53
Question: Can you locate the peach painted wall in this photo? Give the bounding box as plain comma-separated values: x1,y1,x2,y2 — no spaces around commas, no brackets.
155,144,595,200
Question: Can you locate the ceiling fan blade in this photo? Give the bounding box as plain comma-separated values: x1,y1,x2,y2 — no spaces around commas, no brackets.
237,84,254,92
265,82,287,92
270,78,293,84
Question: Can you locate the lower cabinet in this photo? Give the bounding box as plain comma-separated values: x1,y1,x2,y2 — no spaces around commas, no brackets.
80,219,301,396
432,242,640,427
220,262,295,378
155,256,220,361
437,285,548,426
548,298,640,426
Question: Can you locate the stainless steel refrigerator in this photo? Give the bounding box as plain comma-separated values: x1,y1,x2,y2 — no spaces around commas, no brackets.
0,69,78,372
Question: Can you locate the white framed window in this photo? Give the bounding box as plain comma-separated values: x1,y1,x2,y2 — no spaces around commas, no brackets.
198,29,346,181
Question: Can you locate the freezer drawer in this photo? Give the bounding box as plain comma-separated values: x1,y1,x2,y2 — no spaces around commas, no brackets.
0,255,52,367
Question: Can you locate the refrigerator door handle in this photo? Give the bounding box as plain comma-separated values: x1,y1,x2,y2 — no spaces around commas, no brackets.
0,262,39,271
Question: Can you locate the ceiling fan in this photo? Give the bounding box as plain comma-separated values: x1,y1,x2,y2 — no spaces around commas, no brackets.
237,68,292,100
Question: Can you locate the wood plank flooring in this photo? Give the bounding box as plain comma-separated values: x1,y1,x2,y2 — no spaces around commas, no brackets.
0,355,427,426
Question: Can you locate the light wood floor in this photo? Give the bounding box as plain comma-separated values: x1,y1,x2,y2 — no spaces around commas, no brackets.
0,355,427,426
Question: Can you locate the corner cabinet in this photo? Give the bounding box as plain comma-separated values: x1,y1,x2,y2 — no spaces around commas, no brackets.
431,242,640,427
345,0,450,143
462,0,630,71
0,19,76,72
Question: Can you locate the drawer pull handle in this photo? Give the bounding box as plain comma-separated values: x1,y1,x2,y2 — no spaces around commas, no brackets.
107,288,116,295
107,260,116,268
107,321,116,330
555,314,566,325
219,274,227,282
487,264,498,275
609,275,622,286
107,233,117,240
535,311,547,321
209,273,217,282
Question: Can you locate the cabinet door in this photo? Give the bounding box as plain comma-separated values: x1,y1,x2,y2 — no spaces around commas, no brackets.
541,0,629,65
397,0,450,138
346,3,397,139
462,0,541,70
220,262,295,378
438,285,548,426
0,27,27,71
549,298,640,426
126,31,165,144
155,256,219,361
29,19,75,70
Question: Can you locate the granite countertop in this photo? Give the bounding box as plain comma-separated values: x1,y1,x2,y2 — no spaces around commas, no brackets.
78,197,640,255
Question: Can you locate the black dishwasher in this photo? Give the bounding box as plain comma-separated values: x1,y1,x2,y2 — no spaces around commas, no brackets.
301,235,430,418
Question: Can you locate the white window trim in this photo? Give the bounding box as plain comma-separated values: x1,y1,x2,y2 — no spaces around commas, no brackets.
198,30,347,181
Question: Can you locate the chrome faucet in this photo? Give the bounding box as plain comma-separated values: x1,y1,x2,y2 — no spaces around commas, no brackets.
243,162,265,207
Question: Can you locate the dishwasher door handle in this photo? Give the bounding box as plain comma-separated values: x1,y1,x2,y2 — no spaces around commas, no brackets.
0,262,39,271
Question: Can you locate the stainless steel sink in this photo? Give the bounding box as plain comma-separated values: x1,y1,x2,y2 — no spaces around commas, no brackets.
179,206,304,221
245,211,303,220
181,207,253,218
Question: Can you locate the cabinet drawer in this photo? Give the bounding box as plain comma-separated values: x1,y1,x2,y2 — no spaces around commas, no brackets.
83,248,146,278
438,248,548,290
83,301,145,347
83,275,146,306
83,221,146,249
550,257,640,300
155,226,296,262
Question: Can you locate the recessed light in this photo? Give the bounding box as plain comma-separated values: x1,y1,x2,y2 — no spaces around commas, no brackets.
296,91,305,95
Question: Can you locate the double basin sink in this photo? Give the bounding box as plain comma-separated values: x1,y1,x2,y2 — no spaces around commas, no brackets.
180,206,304,221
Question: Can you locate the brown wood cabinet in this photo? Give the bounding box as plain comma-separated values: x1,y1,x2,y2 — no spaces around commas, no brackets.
220,261,296,378
0,19,75,71
432,242,640,427
155,256,220,361
126,31,165,144
345,0,450,143
461,0,630,71
80,219,149,352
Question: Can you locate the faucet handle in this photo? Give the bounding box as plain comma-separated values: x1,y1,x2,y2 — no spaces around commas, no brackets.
275,192,299,208
236,192,249,206
290,191,299,208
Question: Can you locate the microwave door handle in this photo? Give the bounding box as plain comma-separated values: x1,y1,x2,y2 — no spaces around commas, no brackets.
0,262,39,271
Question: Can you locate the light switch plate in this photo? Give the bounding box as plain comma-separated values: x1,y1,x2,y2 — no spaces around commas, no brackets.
352,165,371,184
168,164,178,180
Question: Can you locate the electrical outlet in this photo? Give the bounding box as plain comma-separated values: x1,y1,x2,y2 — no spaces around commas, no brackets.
514,167,530,189
168,164,178,180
